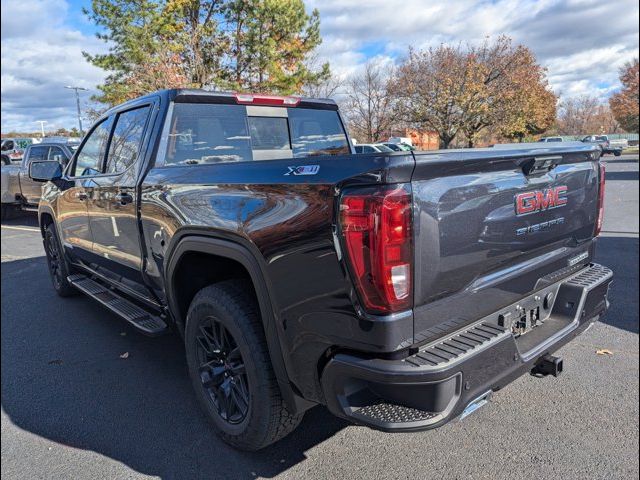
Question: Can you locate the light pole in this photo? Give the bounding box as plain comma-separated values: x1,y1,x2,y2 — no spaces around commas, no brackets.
36,120,47,138
65,86,88,136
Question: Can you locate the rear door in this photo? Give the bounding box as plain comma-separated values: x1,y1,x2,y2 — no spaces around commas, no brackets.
58,117,114,263
86,102,154,295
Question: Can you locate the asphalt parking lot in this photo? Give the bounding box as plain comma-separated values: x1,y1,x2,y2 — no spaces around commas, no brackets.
1,154,638,480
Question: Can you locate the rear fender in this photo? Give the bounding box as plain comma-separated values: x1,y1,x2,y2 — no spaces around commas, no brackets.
164,231,314,414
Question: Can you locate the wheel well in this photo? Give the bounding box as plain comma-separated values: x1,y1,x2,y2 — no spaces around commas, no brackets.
39,213,54,238
172,251,254,323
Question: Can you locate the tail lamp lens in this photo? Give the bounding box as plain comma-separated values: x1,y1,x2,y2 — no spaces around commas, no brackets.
595,162,606,236
340,184,413,313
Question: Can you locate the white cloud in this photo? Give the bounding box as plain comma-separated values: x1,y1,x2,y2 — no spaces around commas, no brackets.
309,0,639,99
1,0,107,132
1,0,638,131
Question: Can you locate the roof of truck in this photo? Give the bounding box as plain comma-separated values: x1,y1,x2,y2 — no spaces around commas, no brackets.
109,89,339,113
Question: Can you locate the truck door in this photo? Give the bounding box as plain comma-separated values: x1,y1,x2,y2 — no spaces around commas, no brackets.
86,103,154,296
59,116,114,263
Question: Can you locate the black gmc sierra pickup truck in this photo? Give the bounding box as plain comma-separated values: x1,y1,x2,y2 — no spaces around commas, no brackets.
29,89,612,450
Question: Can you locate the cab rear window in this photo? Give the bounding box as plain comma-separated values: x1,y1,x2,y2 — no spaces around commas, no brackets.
163,103,349,165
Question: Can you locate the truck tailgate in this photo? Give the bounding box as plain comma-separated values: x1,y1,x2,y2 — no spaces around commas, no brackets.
410,144,602,343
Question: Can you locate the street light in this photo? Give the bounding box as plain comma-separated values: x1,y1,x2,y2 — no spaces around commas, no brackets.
35,120,47,138
65,86,88,136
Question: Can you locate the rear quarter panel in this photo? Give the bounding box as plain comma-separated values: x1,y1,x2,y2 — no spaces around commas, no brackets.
139,153,414,399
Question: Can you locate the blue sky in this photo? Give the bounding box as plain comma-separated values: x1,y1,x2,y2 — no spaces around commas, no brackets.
1,0,639,132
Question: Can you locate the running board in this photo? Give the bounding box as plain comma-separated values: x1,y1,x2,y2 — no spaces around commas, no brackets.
68,274,168,336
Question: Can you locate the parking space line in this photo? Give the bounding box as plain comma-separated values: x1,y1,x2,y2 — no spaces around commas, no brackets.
0,225,40,233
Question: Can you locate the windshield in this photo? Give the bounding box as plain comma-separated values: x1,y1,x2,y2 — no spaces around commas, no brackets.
383,143,401,151
375,144,394,152
164,103,350,165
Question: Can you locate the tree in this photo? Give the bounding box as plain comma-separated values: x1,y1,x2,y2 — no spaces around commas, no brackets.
221,0,329,94
301,55,342,98
609,58,639,133
390,45,478,148
557,97,622,135
84,0,328,106
463,37,556,145
342,61,397,143
83,0,181,105
389,37,556,148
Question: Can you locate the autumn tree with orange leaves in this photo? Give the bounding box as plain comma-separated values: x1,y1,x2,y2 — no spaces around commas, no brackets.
390,36,556,148
609,58,639,133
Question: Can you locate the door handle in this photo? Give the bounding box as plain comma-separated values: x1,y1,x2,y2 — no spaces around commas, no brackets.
114,192,133,205
75,191,88,201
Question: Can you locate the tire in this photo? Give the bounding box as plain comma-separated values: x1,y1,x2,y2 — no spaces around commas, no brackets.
1,204,12,221
43,223,77,297
1,155,9,166
185,280,303,450
614,151,622,157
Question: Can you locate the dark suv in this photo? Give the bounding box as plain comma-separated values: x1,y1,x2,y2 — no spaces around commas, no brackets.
29,90,612,450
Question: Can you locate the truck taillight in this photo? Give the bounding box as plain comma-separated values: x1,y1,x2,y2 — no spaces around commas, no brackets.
595,162,606,236
340,184,413,314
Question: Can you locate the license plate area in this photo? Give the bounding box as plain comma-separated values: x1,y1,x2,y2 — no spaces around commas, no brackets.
496,288,557,338
511,304,543,337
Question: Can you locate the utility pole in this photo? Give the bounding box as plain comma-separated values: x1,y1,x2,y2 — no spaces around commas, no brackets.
36,120,47,138
65,86,88,136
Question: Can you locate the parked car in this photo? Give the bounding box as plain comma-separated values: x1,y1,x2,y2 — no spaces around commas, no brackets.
31,89,612,451
1,141,75,219
354,143,394,153
539,136,564,142
1,137,38,165
609,138,629,150
388,136,413,146
581,135,622,156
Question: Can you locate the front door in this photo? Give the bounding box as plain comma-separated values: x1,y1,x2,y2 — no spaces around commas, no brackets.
87,104,153,294
58,117,113,264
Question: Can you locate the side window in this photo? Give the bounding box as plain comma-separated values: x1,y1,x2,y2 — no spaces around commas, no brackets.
48,146,67,162
72,118,113,177
106,106,151,173
27,146,49,163
288,108,349,157
165,104,252,165
363,146,375,153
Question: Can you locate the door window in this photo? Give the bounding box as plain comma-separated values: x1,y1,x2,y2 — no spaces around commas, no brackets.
27,146,49,162
48,146,68,163
106,106,151,173
72,118,113,177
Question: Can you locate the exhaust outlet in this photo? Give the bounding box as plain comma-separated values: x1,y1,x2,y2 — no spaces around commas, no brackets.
531,354,563,377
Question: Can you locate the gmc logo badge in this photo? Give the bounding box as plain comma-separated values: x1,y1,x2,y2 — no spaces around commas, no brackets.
515,186,568,216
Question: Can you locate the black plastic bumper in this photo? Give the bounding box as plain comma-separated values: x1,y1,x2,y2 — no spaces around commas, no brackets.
320,263,613,431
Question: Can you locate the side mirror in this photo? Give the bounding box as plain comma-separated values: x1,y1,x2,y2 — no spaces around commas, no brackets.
29,160,63,182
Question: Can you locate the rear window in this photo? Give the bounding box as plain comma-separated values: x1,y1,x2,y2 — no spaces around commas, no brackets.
164,103,349,165
595,136,608,141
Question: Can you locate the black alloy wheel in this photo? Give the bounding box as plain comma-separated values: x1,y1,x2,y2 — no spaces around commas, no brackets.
43,224,77,297
196,317,250,424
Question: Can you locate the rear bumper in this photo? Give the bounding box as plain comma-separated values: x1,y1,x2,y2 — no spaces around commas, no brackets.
320,263,613,431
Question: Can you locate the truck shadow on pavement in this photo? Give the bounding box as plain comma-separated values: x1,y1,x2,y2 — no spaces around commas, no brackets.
1,235,636,479
1,255,348,479
594,235,639,334
604,171,639,181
